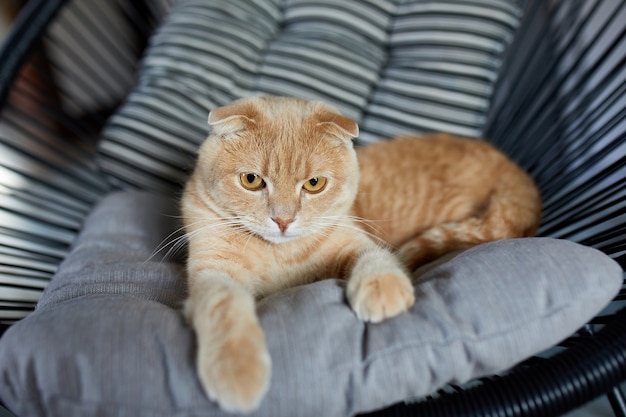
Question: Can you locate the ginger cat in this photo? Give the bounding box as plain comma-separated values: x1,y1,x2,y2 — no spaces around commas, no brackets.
181,96,541,412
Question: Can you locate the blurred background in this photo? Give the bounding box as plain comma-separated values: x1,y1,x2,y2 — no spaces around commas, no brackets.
0,1,24,39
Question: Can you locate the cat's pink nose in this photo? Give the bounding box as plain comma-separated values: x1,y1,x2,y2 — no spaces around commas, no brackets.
272,216,294,233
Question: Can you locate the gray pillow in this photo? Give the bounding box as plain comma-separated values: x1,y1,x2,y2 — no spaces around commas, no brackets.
0,191,621,417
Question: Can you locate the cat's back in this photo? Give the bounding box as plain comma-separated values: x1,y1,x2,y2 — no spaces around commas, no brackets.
352,133,539,248
356,133,498,171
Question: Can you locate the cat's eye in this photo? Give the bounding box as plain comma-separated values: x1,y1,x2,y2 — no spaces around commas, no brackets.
302,177,327,193
240,173,266,191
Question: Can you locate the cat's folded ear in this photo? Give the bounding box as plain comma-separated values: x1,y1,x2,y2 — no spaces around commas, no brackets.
313,103,359,142
208,99,259,136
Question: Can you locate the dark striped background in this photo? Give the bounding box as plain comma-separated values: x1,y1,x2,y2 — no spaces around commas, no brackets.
0,0,171,325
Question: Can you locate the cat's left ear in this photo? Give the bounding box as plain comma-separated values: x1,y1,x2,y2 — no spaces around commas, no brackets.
208,99,258,136
314,103,359,142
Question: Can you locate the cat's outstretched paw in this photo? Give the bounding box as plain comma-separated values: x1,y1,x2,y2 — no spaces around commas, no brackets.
347,272,415,323
196,323,271,413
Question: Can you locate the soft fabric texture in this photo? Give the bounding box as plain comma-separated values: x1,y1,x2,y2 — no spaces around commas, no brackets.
0,191,621,417
97,0,524,192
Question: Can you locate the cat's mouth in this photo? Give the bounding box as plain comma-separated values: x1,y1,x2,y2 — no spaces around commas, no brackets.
262,233,302,244
251,217,305,244
258,224,307,244
255,224,305,245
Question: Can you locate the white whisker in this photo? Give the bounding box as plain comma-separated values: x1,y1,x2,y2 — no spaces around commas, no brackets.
145,215,250,265
312,215,391,248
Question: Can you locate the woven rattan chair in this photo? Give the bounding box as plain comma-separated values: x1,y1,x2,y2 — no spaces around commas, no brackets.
1,0,625,416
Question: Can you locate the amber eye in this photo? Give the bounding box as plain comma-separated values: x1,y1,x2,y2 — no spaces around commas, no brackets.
239,173,266,191
302,177,327,193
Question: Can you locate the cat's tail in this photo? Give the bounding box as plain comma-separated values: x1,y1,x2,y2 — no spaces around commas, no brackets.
397,164,542,270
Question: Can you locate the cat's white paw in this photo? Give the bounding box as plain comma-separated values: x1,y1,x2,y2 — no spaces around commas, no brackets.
196,323,271,413
347,272,415,323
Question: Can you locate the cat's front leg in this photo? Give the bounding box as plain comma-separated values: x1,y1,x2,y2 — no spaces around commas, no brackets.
185,272,270,413
346,247,415,323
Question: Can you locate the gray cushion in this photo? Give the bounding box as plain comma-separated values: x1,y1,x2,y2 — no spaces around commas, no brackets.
0,191,621,417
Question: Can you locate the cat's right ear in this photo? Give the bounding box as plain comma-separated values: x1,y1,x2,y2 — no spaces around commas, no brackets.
208,100,258,137
312,102,359,143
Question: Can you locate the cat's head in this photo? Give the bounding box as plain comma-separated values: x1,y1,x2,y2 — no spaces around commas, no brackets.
193,96,359,244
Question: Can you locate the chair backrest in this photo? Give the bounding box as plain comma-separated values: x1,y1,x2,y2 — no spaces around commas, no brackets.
486,0,626,271
96,0,525,191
